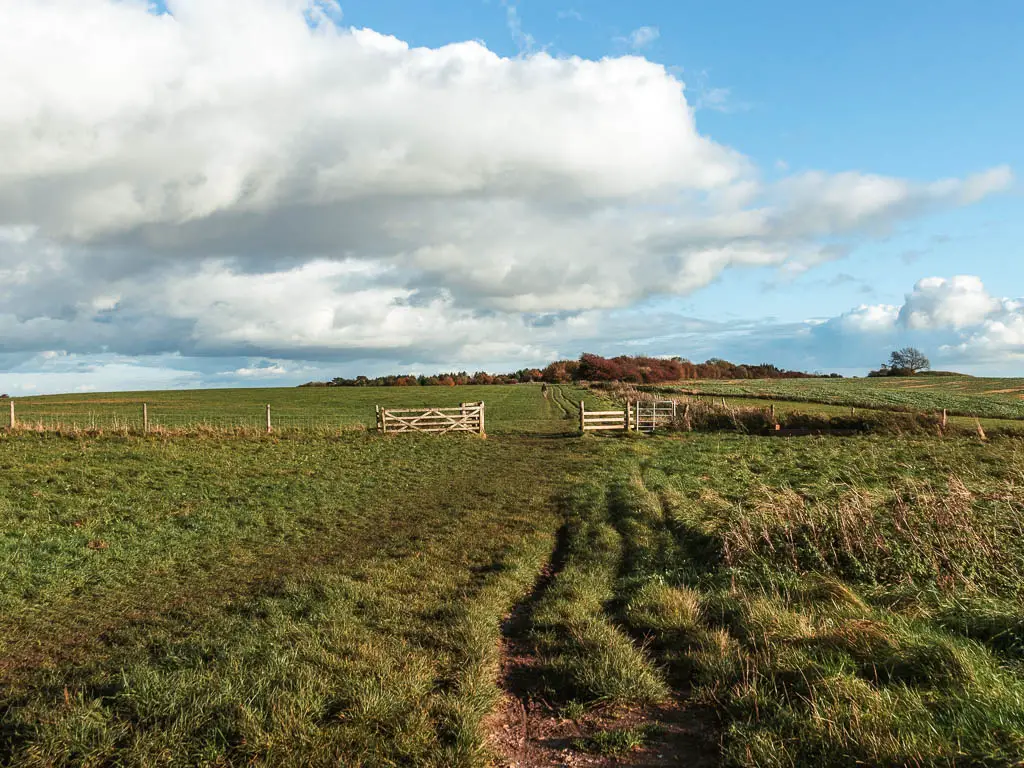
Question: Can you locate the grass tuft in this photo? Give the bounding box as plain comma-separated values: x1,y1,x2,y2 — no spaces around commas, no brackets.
572,724,659,757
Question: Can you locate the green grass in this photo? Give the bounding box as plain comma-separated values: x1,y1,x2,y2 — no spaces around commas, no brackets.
662,393,1024,434
549,434,1024,767
2,384,607,435
657,375,1024,420
5,382,1024,766
526,479,669,705
572,724,659,757
0,427,600,766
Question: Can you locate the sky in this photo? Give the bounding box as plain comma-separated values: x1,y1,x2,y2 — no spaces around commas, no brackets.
1,0,1022,395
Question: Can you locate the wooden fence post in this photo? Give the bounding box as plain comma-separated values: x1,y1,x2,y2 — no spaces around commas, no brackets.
266,404,272,434
941,409,948,429
635,400,640,432
142,403,148,434
769,403,776,422
579,401,586,434
479,402,486,436
8,400,14,429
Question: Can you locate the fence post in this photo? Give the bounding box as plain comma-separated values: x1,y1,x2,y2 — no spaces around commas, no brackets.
635,400,640,432
941,409,948,429
579,401,586,434
266,404,272,434
624,401,630,431
479,402,486,436
769,403,775,422
142,403,148,434
8,400,14,430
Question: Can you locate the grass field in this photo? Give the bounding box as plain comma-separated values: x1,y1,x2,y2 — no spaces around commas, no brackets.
3,383,1024,766
537,435,1024,766
0,431,596,766
2,384,605,435
658,375,1024,420
667,393,1024,435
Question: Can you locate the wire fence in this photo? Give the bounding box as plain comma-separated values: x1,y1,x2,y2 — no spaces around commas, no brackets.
1,400,370,435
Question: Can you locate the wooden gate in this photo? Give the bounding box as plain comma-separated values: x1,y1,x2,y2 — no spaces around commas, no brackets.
579,401,628,432
579,400,677,434
377,402,485,435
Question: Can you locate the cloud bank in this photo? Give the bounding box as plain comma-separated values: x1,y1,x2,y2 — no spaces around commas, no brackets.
0,0,1016,392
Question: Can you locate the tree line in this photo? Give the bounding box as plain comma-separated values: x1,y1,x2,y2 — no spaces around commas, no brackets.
301,353,838,388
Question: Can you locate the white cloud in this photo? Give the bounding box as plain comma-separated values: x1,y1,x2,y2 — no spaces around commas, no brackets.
501,0,536,53
5,274,1024,393
695,86,733,112
0,353,203,396
770,169,1012,237
898,275,1002,330
833,304,900,334
232,364,289,377
811,276,1024,367
0,0,1013,373
627,26,660,50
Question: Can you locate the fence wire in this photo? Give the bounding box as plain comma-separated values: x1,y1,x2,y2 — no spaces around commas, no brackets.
2,401,373,434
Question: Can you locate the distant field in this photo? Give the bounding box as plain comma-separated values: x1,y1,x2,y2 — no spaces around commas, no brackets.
3,384,607,435
676,394,1024,434
658,375,1024,420
5,384,1024,765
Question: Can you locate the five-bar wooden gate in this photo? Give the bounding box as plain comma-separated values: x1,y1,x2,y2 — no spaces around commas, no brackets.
377,402,485,435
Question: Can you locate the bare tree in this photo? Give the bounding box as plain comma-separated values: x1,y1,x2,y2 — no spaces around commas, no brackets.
888,347,930,375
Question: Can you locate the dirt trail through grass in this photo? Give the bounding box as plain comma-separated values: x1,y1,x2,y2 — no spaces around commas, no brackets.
543,384,578,423
488,467,719,767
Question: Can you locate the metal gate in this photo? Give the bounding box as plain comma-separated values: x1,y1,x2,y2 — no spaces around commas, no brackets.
631,400,677,432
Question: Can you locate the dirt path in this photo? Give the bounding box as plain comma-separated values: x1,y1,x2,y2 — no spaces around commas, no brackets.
487,529,719,767
548,385,574,419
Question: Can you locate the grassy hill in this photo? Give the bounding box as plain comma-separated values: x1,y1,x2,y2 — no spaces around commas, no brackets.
657,375,1024,420
4,383,1024,766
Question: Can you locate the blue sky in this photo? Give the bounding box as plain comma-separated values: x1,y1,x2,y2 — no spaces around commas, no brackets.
0,0,1021,394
